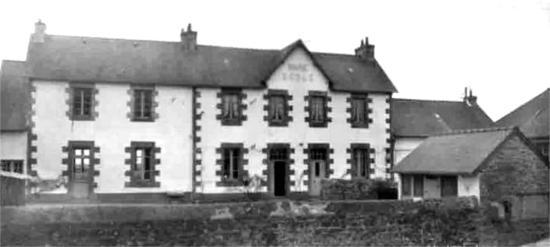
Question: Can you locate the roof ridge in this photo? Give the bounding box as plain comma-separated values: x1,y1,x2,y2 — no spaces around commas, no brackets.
434,126,515,136
393,98,464,104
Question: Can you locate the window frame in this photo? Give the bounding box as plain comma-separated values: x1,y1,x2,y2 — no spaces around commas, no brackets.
347,94,372,128
264,89,293,127
125,142,160,188
216,88,247,126
131,87,155,122
305,91,331,128
67,84,96,121
350,144,371,179
401,174,424,197
1,160,24,174
216,143,248,187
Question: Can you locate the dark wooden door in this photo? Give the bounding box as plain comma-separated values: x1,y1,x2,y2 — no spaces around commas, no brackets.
440,175,458,197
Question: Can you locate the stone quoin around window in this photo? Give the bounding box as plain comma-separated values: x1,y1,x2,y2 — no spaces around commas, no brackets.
61,141,101,192
124,142,161,188
346,94,373,128
65,83,98,121
215,143,249,187
216,88,247,126
346,144,374,179
304,91,331,128
263,89,293,127
127,85,159,122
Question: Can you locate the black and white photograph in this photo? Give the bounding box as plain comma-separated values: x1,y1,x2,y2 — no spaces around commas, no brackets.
0,0,549,246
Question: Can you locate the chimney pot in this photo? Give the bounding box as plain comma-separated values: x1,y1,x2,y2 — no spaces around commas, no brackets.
180,23,198,51
355,36,375,62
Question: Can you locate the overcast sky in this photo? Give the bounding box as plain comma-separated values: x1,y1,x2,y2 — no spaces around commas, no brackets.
1,0,549,121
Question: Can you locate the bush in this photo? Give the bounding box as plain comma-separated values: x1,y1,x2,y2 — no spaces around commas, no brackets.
320,178,397,200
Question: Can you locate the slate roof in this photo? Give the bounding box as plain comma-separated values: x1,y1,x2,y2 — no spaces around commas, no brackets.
392,127,517,175
496,88,549,138
25,35,397,93
391,99,494,137
0,60,29,131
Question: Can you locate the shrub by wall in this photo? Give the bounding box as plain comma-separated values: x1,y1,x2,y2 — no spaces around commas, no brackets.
321,178,397,200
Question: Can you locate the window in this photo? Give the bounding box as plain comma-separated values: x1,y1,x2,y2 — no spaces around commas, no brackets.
132,89,154,121
353,148,370,178
305,91,331,127
1,160,23,174
70,86,95,120
401,174,424,197
217,89,246,125
348,94,371,128
265,90,292,126
126,142,159,187
72,147,92,181
216,143,248,186
310,96,326,122
413,175,424,197
223,148,241,181
402,175,412,196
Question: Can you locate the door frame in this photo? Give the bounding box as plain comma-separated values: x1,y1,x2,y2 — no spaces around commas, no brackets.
306,143,330,195
266,143,291,196
66,141,97,199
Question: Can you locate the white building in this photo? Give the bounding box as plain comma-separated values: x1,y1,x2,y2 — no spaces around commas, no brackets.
1,21,398,203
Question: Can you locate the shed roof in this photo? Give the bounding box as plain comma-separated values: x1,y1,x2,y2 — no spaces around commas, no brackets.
392,127,518,175
0,60,28,131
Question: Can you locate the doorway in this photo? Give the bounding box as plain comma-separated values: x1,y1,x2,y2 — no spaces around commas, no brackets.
440,175,458,197
308,147,328,196
268,145,290,197
273,161,288,196
68,142,94,199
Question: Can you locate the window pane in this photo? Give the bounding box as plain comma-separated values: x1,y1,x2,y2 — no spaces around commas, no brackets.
83,149,90,156
75,159,82,165
311,96,325,122
136,149,143,158
1,161,10,172
402,175,412,196
270,95,286,121
413,175,424,197
13,161,23,174
223,149,230,178
352,98,366,123
83,158,90,165
315,162,320,177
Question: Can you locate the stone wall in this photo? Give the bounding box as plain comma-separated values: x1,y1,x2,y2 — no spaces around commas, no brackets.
1,197,547,246
480,135,549,220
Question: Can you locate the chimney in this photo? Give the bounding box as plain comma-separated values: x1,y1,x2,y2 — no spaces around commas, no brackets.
354,37,375,62
180,23,197,51
463,87,478,106
33,19,46,43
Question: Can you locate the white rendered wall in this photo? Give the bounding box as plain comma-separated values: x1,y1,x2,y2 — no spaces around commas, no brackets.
458,174,480,200
197,48,391,194
31,81,194,194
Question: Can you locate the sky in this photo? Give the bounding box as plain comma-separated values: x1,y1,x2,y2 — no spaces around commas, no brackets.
0,0,549,121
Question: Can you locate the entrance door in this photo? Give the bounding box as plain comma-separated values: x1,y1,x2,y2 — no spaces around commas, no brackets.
70,146,93,199
309,160,326,196
273,161,288,196
440,175,458,197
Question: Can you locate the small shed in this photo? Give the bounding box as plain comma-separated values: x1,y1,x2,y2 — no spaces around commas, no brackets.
393,127,549,220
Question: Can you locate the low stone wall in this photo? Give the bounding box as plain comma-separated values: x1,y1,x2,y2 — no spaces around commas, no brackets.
1,197,547,246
